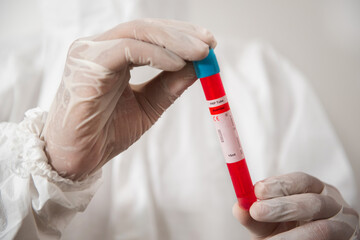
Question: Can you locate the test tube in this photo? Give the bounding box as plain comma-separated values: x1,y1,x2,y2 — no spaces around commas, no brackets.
193,49,257,210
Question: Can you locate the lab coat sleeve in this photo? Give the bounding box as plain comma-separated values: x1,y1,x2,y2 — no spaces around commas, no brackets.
0,108,102,240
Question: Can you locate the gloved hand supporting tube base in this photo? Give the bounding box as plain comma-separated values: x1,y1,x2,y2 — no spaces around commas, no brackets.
233,172,359,240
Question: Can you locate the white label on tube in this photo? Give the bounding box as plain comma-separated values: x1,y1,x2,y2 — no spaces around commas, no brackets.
207,96,228,108
208,98,245,164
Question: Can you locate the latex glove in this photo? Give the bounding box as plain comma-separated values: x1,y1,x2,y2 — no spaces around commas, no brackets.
233,172,359,240
42,19,216,180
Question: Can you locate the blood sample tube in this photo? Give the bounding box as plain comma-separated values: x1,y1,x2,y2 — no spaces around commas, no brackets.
193,49,257,210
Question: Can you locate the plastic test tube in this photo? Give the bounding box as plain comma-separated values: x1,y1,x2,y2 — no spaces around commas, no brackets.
193,49,257,210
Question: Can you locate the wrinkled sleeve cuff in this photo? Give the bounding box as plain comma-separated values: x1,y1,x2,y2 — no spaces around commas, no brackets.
0,107,102,239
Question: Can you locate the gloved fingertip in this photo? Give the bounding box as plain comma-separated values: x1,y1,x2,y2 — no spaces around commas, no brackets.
234,201,279,237
208,35,217,49
190,42,210,61
232,202,253,226
170,59,187,72
211,40,217,49
254,181,268,200
201,28,217,49
249,201,263,221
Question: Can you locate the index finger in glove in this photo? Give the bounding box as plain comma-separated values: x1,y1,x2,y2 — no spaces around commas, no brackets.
92,18,217,61
250,193,342,222
69,38,187,72
254,172,324,200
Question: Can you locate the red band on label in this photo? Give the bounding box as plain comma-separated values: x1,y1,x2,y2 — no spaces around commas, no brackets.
209,103,230,115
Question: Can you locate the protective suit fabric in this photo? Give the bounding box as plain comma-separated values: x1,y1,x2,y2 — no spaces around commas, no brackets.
0,108,102,240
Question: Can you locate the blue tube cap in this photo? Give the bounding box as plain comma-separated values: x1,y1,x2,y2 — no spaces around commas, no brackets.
193,48,220,78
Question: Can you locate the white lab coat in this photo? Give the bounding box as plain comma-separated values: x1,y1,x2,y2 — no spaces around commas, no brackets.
0,0,358,239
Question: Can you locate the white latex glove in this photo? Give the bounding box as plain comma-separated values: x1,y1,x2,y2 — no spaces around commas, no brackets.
233,172,359,239
42,19,216,180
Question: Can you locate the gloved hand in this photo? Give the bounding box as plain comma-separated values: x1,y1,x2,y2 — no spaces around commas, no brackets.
42,19,216,180
233,172,359,239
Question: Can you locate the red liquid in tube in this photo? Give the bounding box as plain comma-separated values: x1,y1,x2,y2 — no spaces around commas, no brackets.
200,73,256,210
